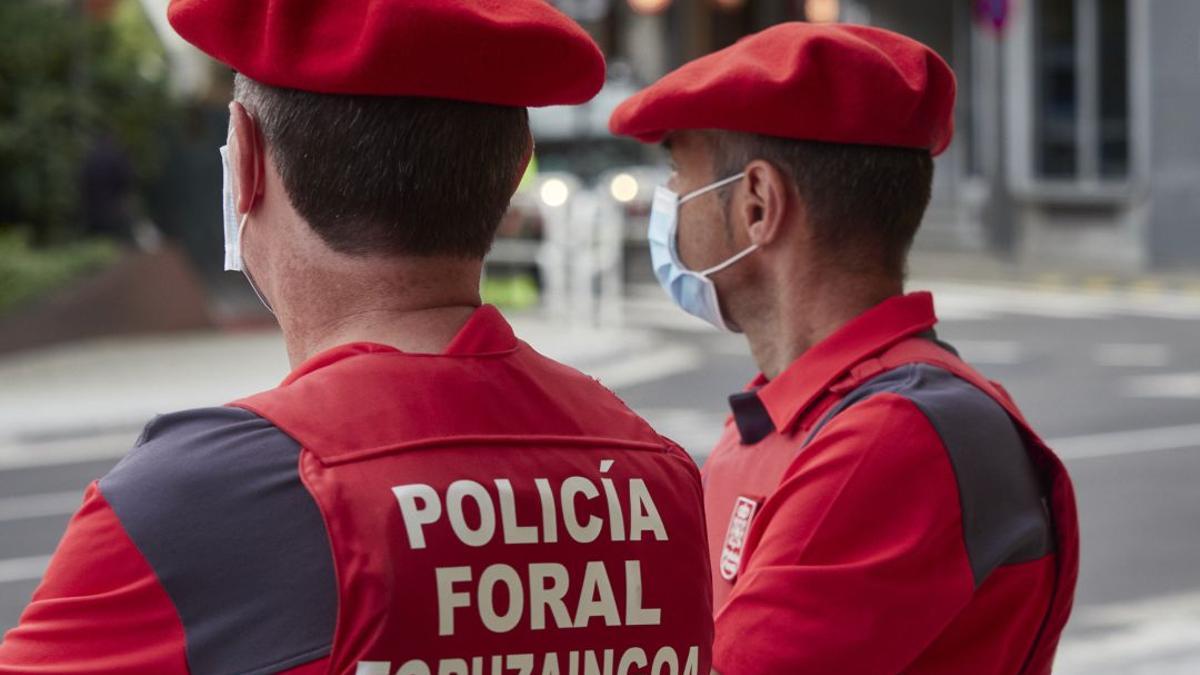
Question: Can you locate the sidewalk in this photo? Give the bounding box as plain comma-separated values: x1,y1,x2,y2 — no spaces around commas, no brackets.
0,313,661,463
909,249,1200,297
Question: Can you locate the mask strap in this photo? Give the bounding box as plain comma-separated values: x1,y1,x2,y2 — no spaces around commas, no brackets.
699,243,759,277
680,171,756,277
680,172,746,204
231,112,274,315
236,215,275,314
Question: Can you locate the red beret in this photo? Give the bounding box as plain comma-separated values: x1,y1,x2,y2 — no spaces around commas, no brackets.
610,22,956,155
168,0,606,107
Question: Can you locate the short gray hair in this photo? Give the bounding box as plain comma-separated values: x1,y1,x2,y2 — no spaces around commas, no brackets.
708,131,934,278
230,74,530,258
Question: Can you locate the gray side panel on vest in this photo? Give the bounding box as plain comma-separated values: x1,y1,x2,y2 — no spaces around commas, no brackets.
100,407,336,675
806,364,1053,588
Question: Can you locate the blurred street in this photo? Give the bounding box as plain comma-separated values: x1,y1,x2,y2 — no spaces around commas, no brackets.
2,277,1199,672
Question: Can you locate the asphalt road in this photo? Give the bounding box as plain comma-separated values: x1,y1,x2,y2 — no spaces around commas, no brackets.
1,281,1198,671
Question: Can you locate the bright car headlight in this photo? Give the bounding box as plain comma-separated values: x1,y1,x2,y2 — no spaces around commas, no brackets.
610,173,639,203
540,178,570,208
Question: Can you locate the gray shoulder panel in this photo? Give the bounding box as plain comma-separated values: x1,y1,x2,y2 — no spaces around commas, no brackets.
807,364,1053,587
100,406,335,675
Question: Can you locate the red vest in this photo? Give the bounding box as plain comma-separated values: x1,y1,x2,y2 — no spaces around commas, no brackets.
700,336,1080,672
234,308,713,675
858,338,1078,675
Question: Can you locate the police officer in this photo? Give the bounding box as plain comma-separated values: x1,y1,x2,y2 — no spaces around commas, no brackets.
610,23,1078,674
0,1,712,672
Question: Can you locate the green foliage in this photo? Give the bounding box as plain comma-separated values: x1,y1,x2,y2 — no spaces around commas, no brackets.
0,227,119,315
0,0,175,244
481,274,541,310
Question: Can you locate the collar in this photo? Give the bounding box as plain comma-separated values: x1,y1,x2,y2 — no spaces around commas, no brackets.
730,292,938,443
280,304,518,386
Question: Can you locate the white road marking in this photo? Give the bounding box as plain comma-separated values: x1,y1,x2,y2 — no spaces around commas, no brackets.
0,491,83,523
1050,423,1200,460
950,340,1027,365
913,281,1116,320
627,279,1200,330
0,429,136,471
1056,591,1200,674
1093,343,1172,368
636,408,727,458
1123,372,1200,399
0,555,51,585
914,280,1200,321
621,298,715,333
589,345,705,390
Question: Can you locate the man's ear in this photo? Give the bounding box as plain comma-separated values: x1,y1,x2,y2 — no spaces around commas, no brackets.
511,130,535,194
738,159,792,248
229,101,264,216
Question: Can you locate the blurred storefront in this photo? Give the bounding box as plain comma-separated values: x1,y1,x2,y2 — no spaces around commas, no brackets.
876,0,1200,272
560,0,1200,273
863,0,1200,273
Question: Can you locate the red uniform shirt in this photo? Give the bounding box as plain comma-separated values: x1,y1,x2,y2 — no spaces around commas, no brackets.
703,293,1078,674
0,306,713,674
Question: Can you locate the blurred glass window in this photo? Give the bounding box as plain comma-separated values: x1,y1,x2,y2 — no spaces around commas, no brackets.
1034,0,1129,181
1097,0,1129,179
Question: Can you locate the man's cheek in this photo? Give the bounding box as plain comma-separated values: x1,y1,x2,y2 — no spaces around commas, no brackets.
676,216,705,269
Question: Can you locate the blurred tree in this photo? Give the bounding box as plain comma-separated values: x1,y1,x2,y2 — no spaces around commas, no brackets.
0,0,176,245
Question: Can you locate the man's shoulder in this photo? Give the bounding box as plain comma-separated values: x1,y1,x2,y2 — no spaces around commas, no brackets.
813,363,1019,447
102,406,299,499
97,406,337,674
134,405,275,444
816,363,1054,585
98,404,313,554
811,362,1035,486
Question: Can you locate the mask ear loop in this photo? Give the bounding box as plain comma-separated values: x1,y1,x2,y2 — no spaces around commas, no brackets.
698,243,759,277
676,172,758,277
679,172,746,204
231,114,275,315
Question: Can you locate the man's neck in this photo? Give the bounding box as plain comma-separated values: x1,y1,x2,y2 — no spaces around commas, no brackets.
740,273,903,380
283,302,481,368
271,258,485,368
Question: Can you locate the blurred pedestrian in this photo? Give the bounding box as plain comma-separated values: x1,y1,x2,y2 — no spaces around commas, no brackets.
81,131,135,244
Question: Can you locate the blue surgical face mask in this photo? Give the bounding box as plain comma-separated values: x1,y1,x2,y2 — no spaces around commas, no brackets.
219,120,274,314
648,172,756,332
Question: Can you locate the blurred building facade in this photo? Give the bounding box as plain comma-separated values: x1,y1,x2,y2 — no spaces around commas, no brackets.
571,0,1200,272
146,0,1200,274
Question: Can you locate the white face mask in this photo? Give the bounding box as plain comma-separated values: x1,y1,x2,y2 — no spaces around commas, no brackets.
648,172,757,332
219,121,274,314
218,142,246,273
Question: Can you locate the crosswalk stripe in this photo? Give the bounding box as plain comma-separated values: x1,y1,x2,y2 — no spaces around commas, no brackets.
1051,424,1200,460
591,345,705,390
0,555,51,585
0,491,84,523
1123,373,1200,399
1055,591,1200,674
0,430,134,471
1093,343,1172,368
